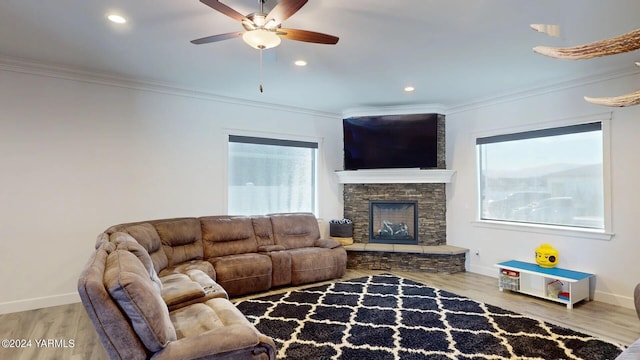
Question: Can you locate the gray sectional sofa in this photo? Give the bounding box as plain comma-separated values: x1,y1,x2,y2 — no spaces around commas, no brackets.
78,212,347,359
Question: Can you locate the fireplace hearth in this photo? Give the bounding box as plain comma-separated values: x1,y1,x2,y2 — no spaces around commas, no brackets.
369,200,418,245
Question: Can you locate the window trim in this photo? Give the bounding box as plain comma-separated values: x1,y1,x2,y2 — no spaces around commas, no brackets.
225,129,321,216
473,112,614,240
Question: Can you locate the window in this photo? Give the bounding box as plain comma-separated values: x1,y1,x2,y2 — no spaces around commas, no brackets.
228,135,317,215
477,122,604,229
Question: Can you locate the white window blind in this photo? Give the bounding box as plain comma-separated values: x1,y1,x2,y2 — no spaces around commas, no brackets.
477,122,604,229
228,135,317,215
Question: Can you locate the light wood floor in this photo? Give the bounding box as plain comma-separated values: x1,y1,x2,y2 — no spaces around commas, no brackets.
1,270,638,359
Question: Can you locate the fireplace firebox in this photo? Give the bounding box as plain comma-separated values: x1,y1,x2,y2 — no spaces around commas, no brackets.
369,200,418,245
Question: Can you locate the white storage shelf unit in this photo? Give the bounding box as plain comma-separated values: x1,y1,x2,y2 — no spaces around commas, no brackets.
496,260,594,309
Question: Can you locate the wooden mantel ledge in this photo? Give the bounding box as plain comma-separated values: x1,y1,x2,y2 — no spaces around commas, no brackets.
344,243,468,255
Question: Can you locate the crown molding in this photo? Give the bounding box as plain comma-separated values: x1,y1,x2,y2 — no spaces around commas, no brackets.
447,67,640,114
341,66,640,118
2,55,638,119
0,55,340,119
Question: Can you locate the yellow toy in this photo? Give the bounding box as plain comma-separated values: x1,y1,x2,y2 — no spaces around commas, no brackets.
535,244,559,268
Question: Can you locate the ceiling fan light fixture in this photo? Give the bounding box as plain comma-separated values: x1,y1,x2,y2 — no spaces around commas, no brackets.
242,29,281,49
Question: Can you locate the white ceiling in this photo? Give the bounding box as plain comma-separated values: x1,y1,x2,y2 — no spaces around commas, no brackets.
1,0,639,114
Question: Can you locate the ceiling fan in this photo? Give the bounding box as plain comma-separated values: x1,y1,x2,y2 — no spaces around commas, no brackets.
191,0,339,50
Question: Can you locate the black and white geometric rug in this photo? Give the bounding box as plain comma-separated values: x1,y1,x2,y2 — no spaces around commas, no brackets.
235,274,625,360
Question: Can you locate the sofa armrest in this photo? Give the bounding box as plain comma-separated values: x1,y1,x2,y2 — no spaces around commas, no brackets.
151,324,276,360
635,283,640,320
314,238,342,249
258,244,286,252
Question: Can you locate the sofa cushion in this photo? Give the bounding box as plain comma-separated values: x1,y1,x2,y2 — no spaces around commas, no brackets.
251,215,276,247
123,223,169,273
210,253,272,296
185,269,218,291
270,213,321,250
170,298,257,338
160,273,206,307
104,249,177,352
159,270,228,311
170,302,222,338
201,216,259,258
111,232,163,292
154,218,203,266
159,259,216,280
95,232,109,249
156,298,274,359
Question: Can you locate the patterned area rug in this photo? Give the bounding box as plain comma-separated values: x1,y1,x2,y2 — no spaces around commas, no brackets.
235,274,624,360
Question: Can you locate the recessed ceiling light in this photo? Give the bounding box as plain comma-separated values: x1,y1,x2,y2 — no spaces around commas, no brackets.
404,86,415,92
294,59,307,67
107,14,127,24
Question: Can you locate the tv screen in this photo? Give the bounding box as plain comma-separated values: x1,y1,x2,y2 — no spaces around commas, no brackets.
343,113,439,170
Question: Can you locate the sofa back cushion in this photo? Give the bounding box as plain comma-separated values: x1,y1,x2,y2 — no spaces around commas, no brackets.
78,242,148,360
123,223,169,273
104,249,177,353
154,218,203,266
200,216,259,258
95,232,109,249
111,232,163,292
251,215,276,247
270,213,320,250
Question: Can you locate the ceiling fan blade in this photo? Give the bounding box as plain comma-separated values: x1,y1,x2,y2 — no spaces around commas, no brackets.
278,28,339,44
266,0,308,27
191,31,244,45
200,0,247,22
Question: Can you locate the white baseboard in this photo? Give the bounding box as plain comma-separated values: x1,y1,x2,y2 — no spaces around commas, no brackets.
0,292,80,315
467,264,635,310
593,290,635,310
468,263,497,278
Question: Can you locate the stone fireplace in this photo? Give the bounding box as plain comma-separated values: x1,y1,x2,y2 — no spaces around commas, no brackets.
334,114,467,273
338,178,465,273
345,183,446,246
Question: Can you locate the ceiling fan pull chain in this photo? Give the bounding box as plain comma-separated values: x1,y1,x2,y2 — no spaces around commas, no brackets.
259,47,264,93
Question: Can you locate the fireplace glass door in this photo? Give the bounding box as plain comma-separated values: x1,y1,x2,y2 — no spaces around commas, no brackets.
369,200,418,245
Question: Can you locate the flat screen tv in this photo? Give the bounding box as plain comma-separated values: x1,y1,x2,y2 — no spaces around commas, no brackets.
343,113,439,170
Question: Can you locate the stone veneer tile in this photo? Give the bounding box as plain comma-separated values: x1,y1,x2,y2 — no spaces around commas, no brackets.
344,183,447,246
346,251,465,273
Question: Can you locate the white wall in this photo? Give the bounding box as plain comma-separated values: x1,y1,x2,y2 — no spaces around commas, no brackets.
446,72,640,309
0,66,344,314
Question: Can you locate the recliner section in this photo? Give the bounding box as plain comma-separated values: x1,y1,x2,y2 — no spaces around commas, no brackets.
79,238,275,360
80,212,346,359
